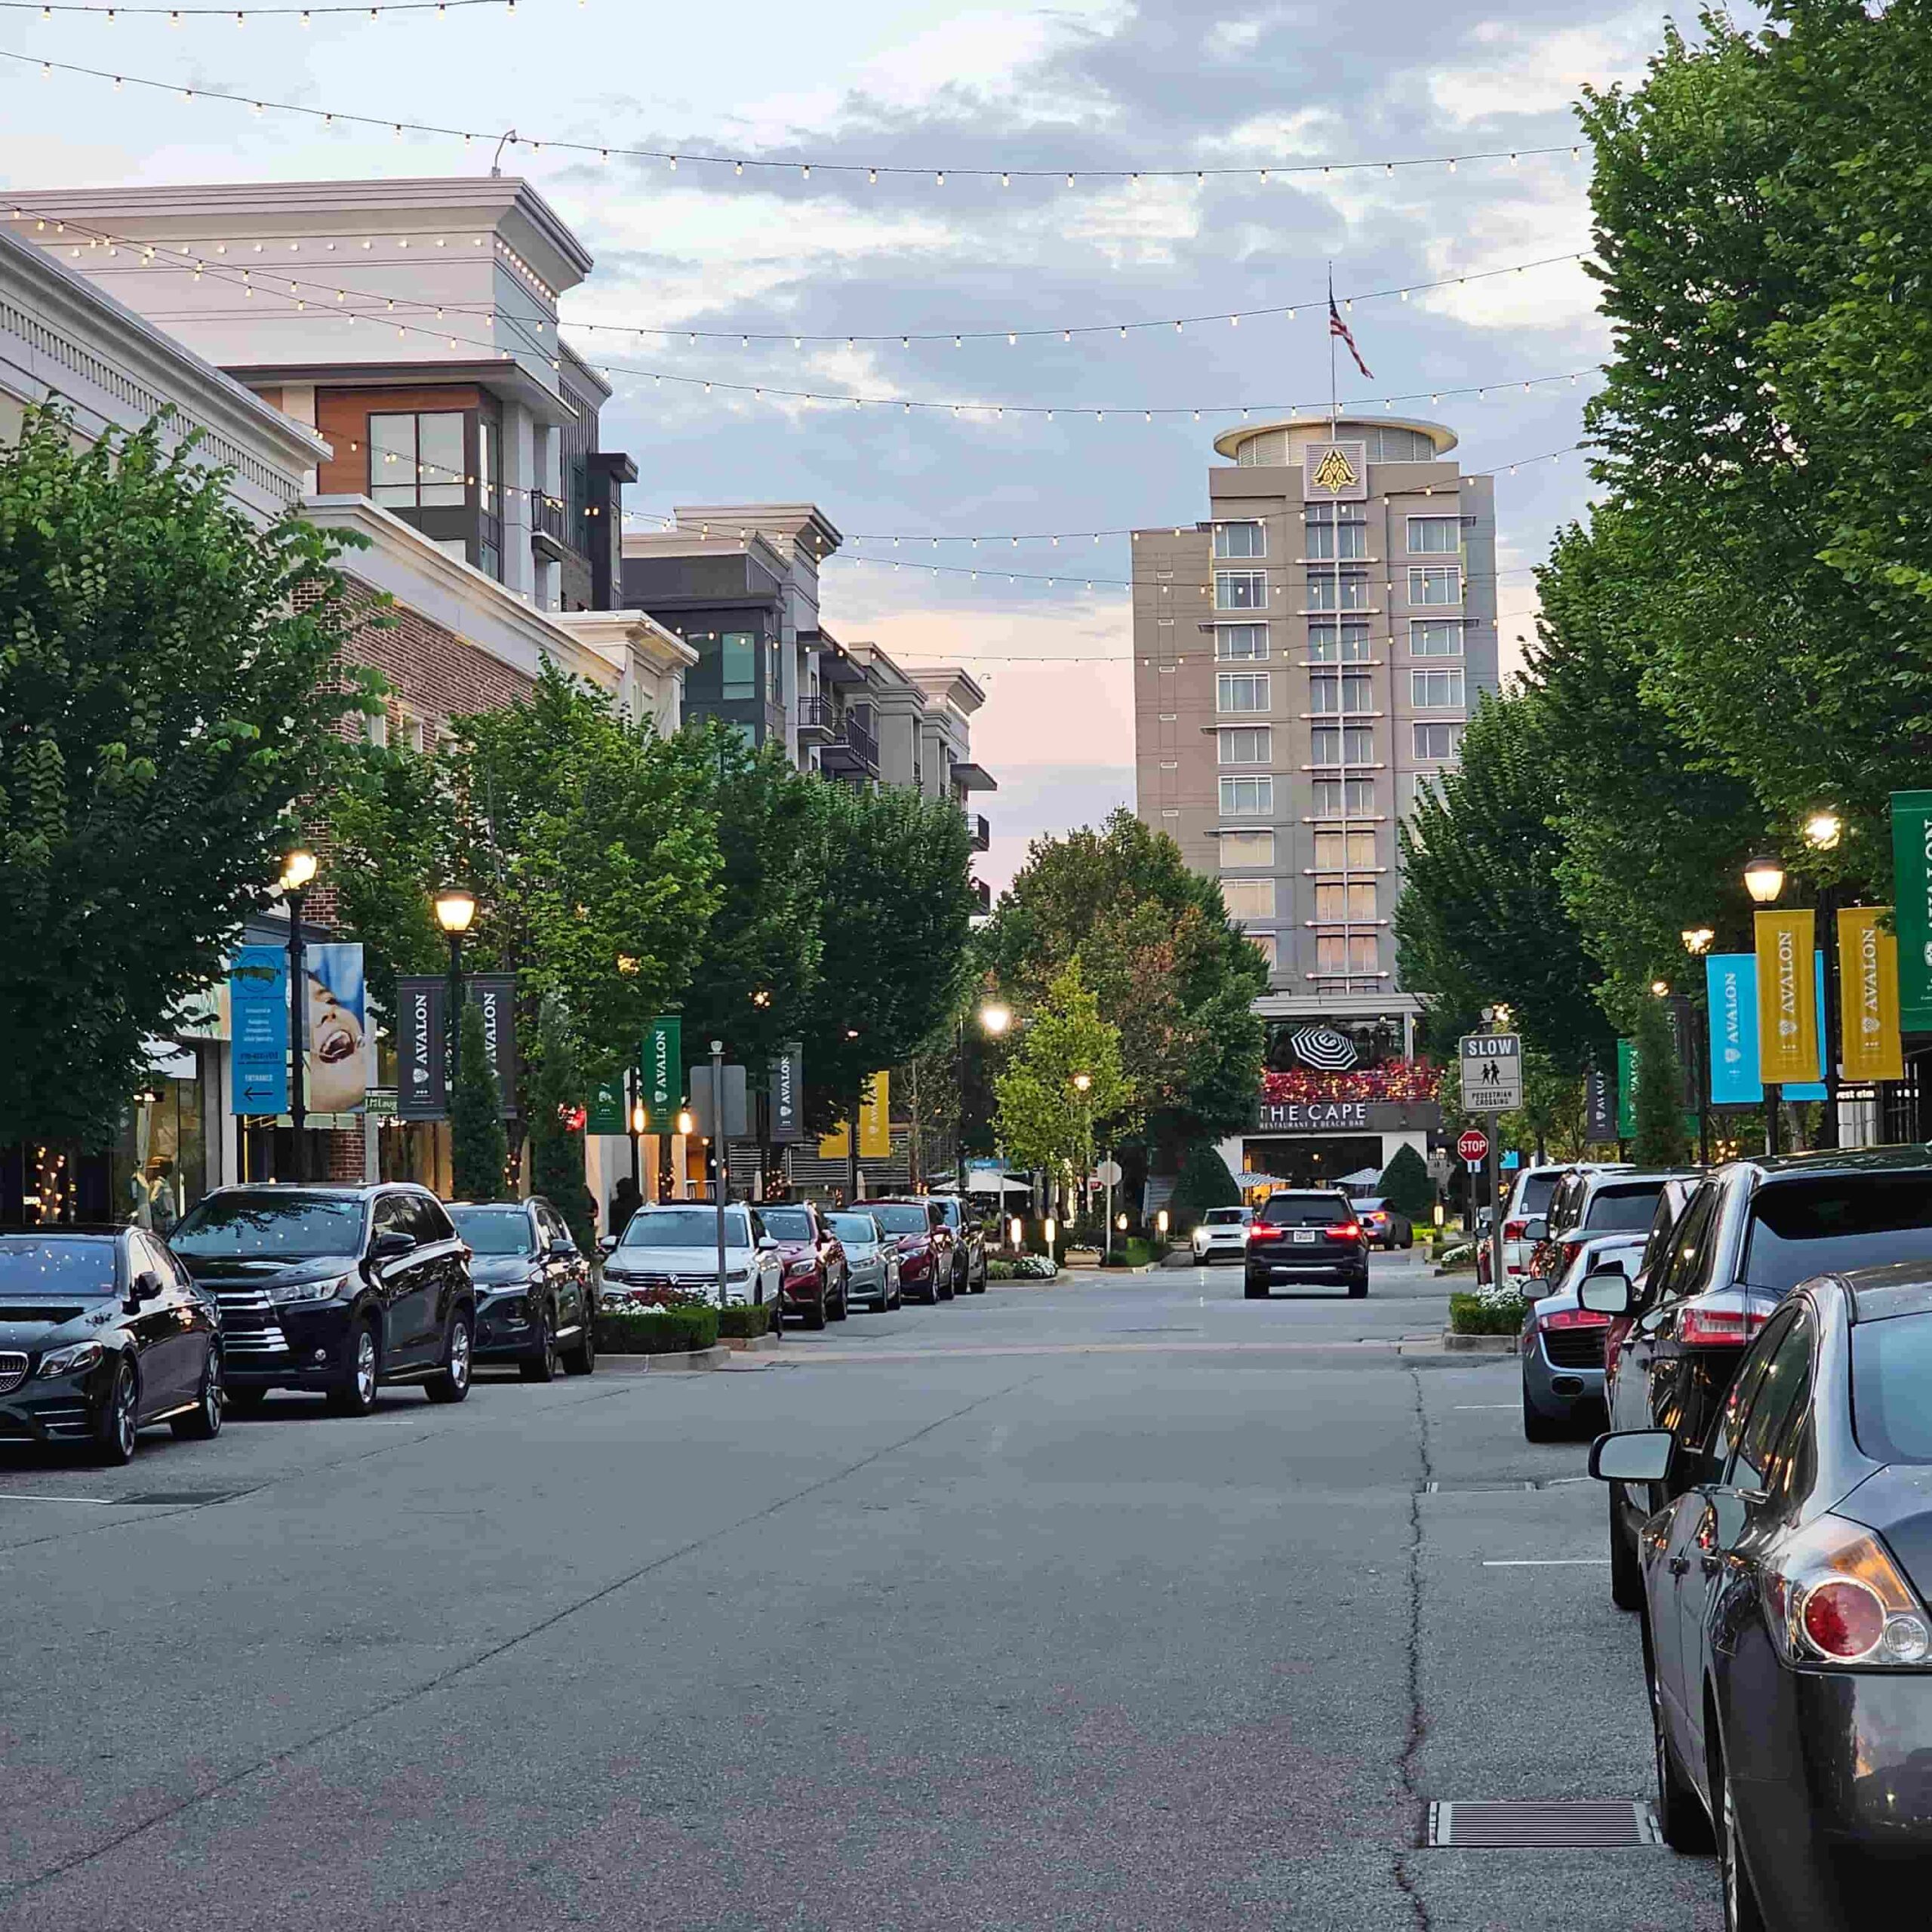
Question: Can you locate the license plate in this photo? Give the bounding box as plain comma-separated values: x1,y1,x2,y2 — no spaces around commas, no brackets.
1291,1230,1318,1244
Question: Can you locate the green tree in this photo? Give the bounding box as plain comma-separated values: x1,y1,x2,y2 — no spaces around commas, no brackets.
449,1000,508,1201
1377,1143,1435,1222
0,407,376,1147
1165,1140,1241,1233
992,958,1133,1184
1630,995,1690,1168
528,993,595,1251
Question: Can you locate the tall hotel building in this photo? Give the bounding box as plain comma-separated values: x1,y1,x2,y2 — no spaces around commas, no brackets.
1132,415,1497,1183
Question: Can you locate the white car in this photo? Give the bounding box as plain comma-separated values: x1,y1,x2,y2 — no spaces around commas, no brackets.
598,1202,784,1311
1191,1205,1253,1265
1482,1162,1631,1285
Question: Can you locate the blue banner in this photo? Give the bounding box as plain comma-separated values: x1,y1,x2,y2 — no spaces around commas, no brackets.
230,944,288,1115
1706,951,1826,1104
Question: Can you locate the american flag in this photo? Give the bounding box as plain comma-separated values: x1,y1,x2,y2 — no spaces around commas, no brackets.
1328,282,1372,380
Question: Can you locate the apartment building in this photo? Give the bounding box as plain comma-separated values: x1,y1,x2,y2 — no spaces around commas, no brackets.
1133,415,1496,1183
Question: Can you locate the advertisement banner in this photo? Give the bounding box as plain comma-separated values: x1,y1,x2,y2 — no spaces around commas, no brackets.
770,1042,804,1143
860,1071,892,1160
1755,909,1820,1086
1706,954,1762,1104
469,976,519,1116
642,1016,682,1124
1617,1038,1635,1140
1891,790,1932,1031
1584,1060,1616,1141
394,975,445,1120
587,1074,626,1137
1662,996,1696,1108
229,945,288,1116
301,943,370,1115
1839,906,1905,1084
817,1121,849,1160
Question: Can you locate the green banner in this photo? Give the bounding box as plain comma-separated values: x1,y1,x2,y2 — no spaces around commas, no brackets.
642,1015,682,1126
587,1075,626,1137
1617,1038,1636,1140
1891,791,1932,1032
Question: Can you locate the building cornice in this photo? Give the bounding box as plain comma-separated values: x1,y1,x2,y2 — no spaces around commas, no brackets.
551,608,700,673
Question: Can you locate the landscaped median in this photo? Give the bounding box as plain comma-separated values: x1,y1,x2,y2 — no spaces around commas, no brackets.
1445,1287,1524,1355
595,1303,731,1371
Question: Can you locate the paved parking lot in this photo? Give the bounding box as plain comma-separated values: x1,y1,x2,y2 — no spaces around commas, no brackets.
0,1252,1720,1928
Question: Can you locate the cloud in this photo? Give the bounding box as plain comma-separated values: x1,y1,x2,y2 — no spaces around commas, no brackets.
1427,13,1659,126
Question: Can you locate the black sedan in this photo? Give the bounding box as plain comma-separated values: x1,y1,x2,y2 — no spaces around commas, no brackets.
1589,1266,1932,1931
449,1197,595,1380
0,1226,223,1462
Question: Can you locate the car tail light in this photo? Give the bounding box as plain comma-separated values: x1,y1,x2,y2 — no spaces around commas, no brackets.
1541,1307,1610,1331
1324,1223,1364,1241
1503,1218,1528,1242
1763,1515,1932,1667
1248,1223,1284,1244
1679,1305,1770,1348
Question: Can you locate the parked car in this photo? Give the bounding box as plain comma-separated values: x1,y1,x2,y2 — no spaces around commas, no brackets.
1518,1232,1645,1442
1602,1174,1703,1365
1526,1168,1687,1290
854,1198,952,1303
1244,1190,1368,1299
171,1184,475,1415
756,1201,848,1330
1586,1146,1932,1612
829,1212,901,1312
598,1202,783,1312
448,1197,595,1380
1355,1197,1415,1251
1479,1162,1599,1285
1589,1266,1932,1930
1192,1205,1252,1265
0,1225,223,1462
926,1195,986,1293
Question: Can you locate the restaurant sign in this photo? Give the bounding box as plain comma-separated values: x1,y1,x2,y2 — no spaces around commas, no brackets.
1255,1101,1441,1134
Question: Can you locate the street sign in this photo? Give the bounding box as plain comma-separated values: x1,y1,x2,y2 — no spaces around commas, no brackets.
1456,1128,1490,1167
1459,1032,1522,1112
1095,1158,1123,1187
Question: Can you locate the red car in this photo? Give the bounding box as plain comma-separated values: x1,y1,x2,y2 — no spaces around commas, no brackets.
854,1198,955,1305
756,1202,848,1331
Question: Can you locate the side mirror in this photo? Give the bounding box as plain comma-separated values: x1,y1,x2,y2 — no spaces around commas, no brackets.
370,1229,416,1263
1521,1217,1548,1243
757,1235,778,1252
1577,1269,1632,1316
1587,1429,1674,1484
596,1235,619,1257
551,1238,579,1259
131,1267,166,1303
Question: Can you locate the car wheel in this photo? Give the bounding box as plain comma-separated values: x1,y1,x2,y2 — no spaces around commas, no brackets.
520,1302,560,1383
1348,1274,1369,1299
1244,1278,1267,1300
425,1309,473,1404
890,1277,903,1311
1609,1481,1646,1613
173,1349,223,1440
1645,1624,1712,1852
327,1321,380,1417
1713,1734,1767,1932
829,1275,849,1322
1521,1384,1563,1443
94,1357,139,1465
563,1307,596,1376
225,1386,267,1417
801,1292,828,1331
937,1271,955,1301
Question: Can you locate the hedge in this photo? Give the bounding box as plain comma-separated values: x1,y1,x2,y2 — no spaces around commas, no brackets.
716,1302,774,1340
1448,1292,1525,1337
595,1306,720,1354
987,1255,1058,1281
1098,1237,1161,1268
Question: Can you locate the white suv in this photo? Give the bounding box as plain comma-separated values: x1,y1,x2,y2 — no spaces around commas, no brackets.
1481,1161,1631,1284
1191,1206,1253,1265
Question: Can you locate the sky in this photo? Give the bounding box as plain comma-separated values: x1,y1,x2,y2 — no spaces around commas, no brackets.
0,0,1675,889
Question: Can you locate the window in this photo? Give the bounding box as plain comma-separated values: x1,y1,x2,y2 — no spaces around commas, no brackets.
1402,771,1444,816
1728,1310,1814,1496
1413,722,1462,760
368,411,466,509
1219,775,1274,816
1309,673,1371,715
1314,831,1377,870
1214,521,1266,558
1312,777,1377,815
719,631,757,700
1308,620,1371,663
1220,830,1275,866
1409,620,1463,657
1305,504,1368,560
1307,571,1370,611
365,709,389,749
1222,878,1276,920
1315,882,1377,921
1246,931,1279,968
1217,672,1270,714
397,709,426,755
1216,623,1269,661
1215,571,1268,611
1217,726,1272,764
1311,725,1374,765
1407,515,1461,555
1317,934,1379,974
1411,668,1465,709
1408,565,1462,606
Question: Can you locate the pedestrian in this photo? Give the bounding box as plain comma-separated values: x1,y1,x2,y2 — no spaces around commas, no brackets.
608,1175,642,1239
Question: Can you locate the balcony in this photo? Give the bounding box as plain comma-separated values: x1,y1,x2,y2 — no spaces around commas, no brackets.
969,812,990,852
971,878,992,914
531,491,571,563
819,712,879,778
797,694,835,743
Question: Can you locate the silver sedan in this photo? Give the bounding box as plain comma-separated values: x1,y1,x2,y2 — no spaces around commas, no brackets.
829,1211,902,1312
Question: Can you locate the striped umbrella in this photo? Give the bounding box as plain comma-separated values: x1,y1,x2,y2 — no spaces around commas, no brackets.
1288,1025,1359,1072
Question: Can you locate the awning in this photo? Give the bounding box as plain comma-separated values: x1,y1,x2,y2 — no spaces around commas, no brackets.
967,1171,1033,1195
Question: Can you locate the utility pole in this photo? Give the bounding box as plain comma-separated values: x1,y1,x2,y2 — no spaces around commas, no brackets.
711,1038,727,1308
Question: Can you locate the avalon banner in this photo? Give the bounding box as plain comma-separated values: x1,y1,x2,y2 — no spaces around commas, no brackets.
1890,790,1932,1031
394,975,445,1120
1838,907,1905,1084
1706,953,1761,1105
1755,909,1820,1086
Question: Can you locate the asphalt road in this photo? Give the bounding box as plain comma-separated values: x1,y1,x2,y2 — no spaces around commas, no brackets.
0,1251,1722,1930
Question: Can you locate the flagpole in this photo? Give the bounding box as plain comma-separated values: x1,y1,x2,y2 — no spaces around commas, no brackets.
1328,262,1353,1002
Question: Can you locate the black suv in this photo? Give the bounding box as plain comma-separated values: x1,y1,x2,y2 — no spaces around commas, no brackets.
926,1195,987,1294
170,1184,475,1415
0,1226,223,1462
1244,1190,1369,1298
1591,1146,1932,1608
449,1197,595,1381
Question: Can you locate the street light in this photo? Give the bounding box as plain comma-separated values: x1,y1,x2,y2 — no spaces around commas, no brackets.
434,884,477,1133
1743,856,1786,906
980,1001,1012,1037
1681,928,1715,956
1651,979,1670,998
1804,811,1845,1150
1680,929,1716,1166
1803,811,1842,853
279,848,318,1182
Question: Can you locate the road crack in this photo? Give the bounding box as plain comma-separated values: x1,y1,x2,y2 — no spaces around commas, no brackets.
1394,1363,1435,1930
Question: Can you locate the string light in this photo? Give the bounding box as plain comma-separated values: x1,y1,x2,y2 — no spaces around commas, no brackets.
5,0,506,12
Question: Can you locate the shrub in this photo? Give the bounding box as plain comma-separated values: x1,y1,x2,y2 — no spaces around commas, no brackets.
1166,1141,1241,1234
1377,1143,1436,1221
1097,1237,1161,1268
987,1254,1058,1281
449,1000,508,1202
716,1302,773,1340
595,1306,720,1354
1438,1241,1476,1272
1449,1291,1525,1337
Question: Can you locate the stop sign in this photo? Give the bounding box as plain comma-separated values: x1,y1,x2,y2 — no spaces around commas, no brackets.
1456,1128,1491,1165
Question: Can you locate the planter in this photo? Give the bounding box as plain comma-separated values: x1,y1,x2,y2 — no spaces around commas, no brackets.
595,1307,721,1355
1443,1331,1518,1354
718,1331,781,1355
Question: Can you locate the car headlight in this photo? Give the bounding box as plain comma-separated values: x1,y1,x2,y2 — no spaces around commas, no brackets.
38,1340,106,1379
271,1273,349,1306
728,1269,750,1286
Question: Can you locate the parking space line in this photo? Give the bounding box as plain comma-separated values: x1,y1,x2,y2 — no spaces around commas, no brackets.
1481,1558,1611,1567
0,1493,118,1506
1453,1404,1518,1410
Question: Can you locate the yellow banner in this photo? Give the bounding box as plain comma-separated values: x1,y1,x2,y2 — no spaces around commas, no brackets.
860,1071,892,1159
1755,909,1820,1084
1838,906,1904,1083
817,1123,849,1159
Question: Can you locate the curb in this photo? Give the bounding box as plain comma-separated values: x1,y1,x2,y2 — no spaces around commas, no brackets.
642,1345,734,1372
1442,1331,1518,1355
718,1331,781,1355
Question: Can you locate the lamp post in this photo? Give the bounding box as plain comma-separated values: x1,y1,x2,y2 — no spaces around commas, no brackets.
1072,1071,1093,1248
1804,812,1844,1149
710,1036,727,1309
1744,855,1788,1154
279,848,318,1182
955,999,1012,1195
1681,927,1715,1165
434,885,477,1146
629,1091,646,1196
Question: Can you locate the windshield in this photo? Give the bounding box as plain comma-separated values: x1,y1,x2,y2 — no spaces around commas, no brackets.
1853,1315,1932,1464
1743,1176,1932,1294
866,1204,929,1235
930,1199,961,1226
831,1214,880,1245
1584,1183,1667,1232
1260,1195,1352,1228
448,1207,534,1256
173,1193,365,1260
1515,1172,1560,1218
0,1237,118,1295
1204,1209,1247,1226
620,1208,749,1250
760,1208,815,1241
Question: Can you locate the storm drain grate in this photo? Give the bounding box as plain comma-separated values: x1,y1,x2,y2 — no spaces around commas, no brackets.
113,1491,243,1507
1427,1802,1660,1849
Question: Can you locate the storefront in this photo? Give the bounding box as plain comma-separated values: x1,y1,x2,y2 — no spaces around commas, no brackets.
1220,1100,1441,1196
